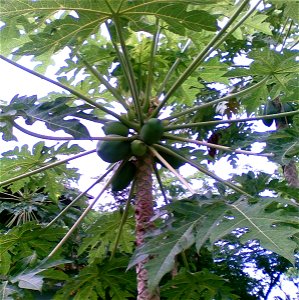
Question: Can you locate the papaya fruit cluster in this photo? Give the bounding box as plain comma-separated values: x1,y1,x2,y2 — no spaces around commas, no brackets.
96,118,185,191
262,101,296,127
96,118,164,163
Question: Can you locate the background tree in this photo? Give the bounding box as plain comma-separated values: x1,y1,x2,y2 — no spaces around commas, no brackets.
0,1,298,299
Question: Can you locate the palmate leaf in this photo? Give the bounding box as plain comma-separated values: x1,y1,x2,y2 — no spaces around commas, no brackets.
0,251,11,275
0,0,217,57
10,259,70,292
0,108,18,141
270,0,299,22
130,197,299,292
198,57,230,84
209,198,299,262
0,142,82,198
11,273,43,291
54,257,136,300
250,48,299,77
225,48,298,78
1,95,91,139
160,269,239,300
262,128,299,165
78,210,135,263
0,222,66,256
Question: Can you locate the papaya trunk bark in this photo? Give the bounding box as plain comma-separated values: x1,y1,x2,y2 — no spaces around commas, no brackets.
273,98,299,188
135,155,160,300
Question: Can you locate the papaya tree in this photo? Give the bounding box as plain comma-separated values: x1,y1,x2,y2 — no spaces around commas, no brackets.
0,0,298,299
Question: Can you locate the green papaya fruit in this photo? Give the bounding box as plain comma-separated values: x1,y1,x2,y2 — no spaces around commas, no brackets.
279,102,296,124
111,161,136,191
262,101,278,127
266,100,279,115
96,135,131,163
140,118,164,145
102,121,129,137
156,146,186,169
131,140,147,156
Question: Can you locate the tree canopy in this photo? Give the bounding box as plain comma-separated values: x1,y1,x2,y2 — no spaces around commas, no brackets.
0,0,298,299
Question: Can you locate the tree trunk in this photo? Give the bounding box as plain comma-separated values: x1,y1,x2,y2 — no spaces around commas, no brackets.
282,160,299,188
273,99,299,188
135,154,160,300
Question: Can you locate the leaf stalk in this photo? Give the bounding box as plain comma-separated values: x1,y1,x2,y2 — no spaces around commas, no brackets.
113,16,144,125
164,77,268,121
164,110,299,129
78,54,130,110
46,166,117,259
153,144,252,198
110,180,135,260
152,0,252,116
163,133,274,157
47,165,115,227
149,146,196,194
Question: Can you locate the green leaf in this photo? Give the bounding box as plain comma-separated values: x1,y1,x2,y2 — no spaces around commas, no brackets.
10,259,70,293
161,269,239,300
55,258,136,300
199,57,230,84
78,210,135,263
242,13,272,36
0,142,81,200
129,199,228,292
15,14,103,56
12,272,43,291
249,48,299,76
3,95,91,139
0,0,217,57
74,285,98,300
210,198,299,263
0,251,11,276
0,222,66,256
130,197,299,291
40,269,69,280
0,15,33,56
271,0,299,22
179,76,204,105
262,128,299,164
